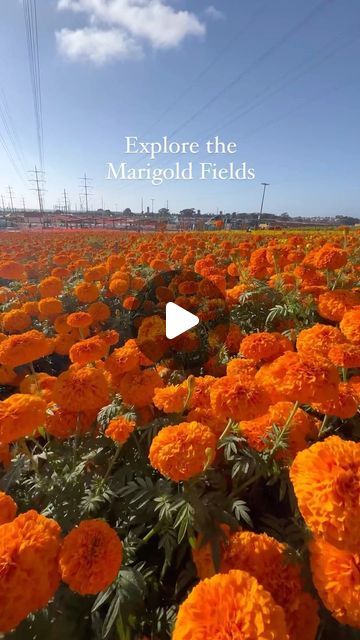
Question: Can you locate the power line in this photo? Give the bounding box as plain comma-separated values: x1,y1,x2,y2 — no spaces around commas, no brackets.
138,0,269,139
23,0,44,168
166,0,334,140
0,90,27,174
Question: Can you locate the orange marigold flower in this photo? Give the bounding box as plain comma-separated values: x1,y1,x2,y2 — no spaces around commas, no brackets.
340,308,360,344
38,275,62,298
2,309,31,333
67,311,93,328
74,281,99,303
104,340,140,379
0,394,47,443
117,368,164,408
149,421,215,482
0,510,61,634
0,491,17,524
53,365,110,411
99,329,119,346
310,538,360,628
193,530,319,640
38,296,63,318
311,382,358,418
312,244,348,270
210,375,270,422
240,331,293,362
0,329,53,367
109,278,128,296
172,570,288,640
19,372,56,402
296,323,345,359
105,416,135,444
349,375,360,402
59,519,123,595
318,289,360,322
241,401,317,461
84,264,107,282
328,342,360,368
0,364,17,386
186,406,227,439
290,435,360,552
0,260,26,281
22,300,39,317
256,352,340,404
88,301,111,323
153,384,188,413
226,358,257,377
45,404,97,439
69,336,108,365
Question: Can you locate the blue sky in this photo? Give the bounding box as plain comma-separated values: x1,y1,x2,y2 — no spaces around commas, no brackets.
0,0,359,216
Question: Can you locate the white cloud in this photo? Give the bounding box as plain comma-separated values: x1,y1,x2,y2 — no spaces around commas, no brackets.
56,0,206,63
204,5,225,21
56,27,142,64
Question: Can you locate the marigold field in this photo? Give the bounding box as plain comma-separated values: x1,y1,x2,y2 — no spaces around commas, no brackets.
0,228,360,640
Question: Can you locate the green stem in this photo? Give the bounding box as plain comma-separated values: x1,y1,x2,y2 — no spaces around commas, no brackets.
29,361,41,396
318,414,330,439
219,418,233,442
103,445,122,483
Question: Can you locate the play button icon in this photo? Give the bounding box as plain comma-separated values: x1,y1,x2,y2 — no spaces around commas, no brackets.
125,269,230,371
165,302,199,340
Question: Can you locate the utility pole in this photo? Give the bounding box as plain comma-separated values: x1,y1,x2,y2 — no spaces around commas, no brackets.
258,182,270,227
166,199,169,212
8,186,14,214
29,166,46,225
63,189,68,213
151,198,155,214
141,196,144,214
1,194,5,212
22,197,26,213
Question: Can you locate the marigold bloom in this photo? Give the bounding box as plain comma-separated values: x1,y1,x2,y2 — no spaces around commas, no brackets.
0,364,17,385
0,491,17,524
226,358,257,377
328,342,360,369
256,351,340,404
53,365,110,411
88,301,111,323
296,323,345,359
67,311,93,328
109,278,128,296
318,289,360,322
2,309,31,333
38,296,63,318
0,260,26,281
290,435,360,552
311,382,358,418
240,401,317,460
69,336,108,365
312,244,347,270
19,372,56,402
0,329,53,367
149,421,215,482
210,375,270,421
153,384,188,413
193,531,319,640
105,416,135,444
104,340,140,379
0,393,47,443
186,406,227,438
118,368,164,408
310,538,360,628
74,281,99,303
172,570,288,640
240,331,293,362
59,519,123,595
38,275,62,297
340,308,360,344
45,404,97,439
0,510,61,633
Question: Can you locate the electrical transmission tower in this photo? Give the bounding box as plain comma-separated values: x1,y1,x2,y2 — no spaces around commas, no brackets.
79,173,92,215
29,166,46,222
63,189,69,213
7,186,15,214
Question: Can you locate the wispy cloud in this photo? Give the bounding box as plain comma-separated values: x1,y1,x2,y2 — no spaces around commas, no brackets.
56,0,206,64
204,5,225,21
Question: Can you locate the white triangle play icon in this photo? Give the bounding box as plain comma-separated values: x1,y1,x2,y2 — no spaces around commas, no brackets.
165,302,199,340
